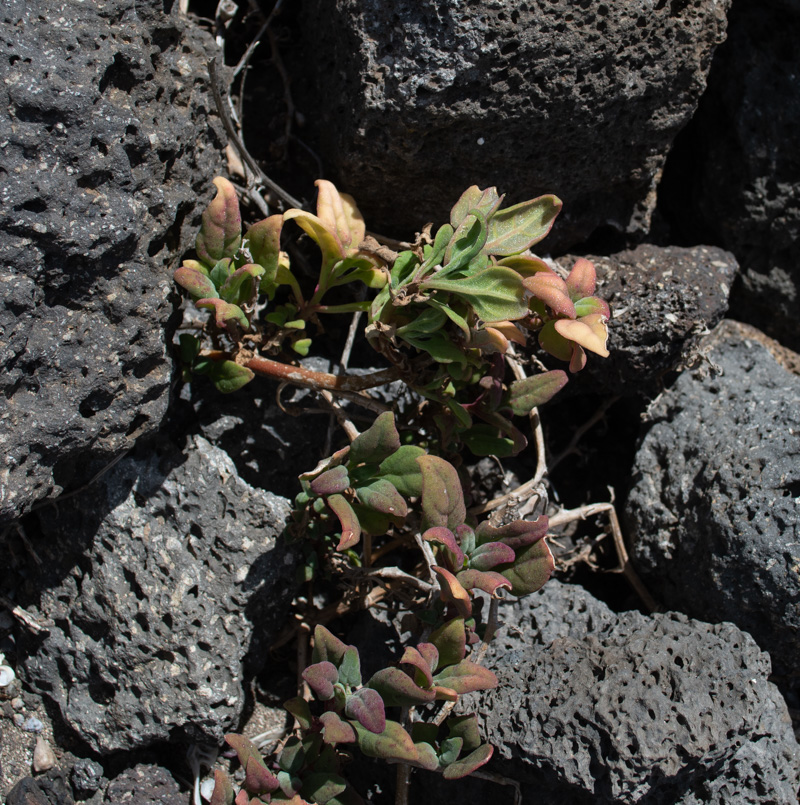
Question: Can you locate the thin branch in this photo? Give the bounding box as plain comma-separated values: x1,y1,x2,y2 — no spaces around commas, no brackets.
549,501,661,613
0,595,49,634
207,58,304,211
470,769,522,805
232,0,285,80
346,566,433,594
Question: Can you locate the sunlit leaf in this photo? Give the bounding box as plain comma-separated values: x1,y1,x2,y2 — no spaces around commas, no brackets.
244,214,283,284
283,209,344,267
312,625,350,666
302,661,339,701
566,257,597,299
432,660,498,694
441,212,487,276
475,516,549,549
505,370,569,416
352,720,420,764
245,757,280,795
429,618,467,669
497,254,552,278
447,714,482,752
467,542,516,571
315,179,365,253
456,568,512,597
349,411,401,466
356,479,408,520
344,687,385,734
432,566,472,618
418,455,466,531
174,265,218,299
338,646,362,688
450,185,502,228
442,743,493,780
196,177,242,265
399,646,436,688
367,667,436,706
209,770,234,805
219,263,265,306
319,712,357,745
327,494,361,550
196,298,249,331
495,539,555,596
422,526,465,570
554,314,609,357
538,320,574,362
523,271,576,318
483,194,561,256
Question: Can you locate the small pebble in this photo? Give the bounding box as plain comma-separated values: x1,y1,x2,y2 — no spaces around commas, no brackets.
13,712,24,728
33,736,57,773
11,696,24,711
23,716,44,733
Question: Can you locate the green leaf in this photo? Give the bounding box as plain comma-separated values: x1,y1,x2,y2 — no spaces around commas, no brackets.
505,370,569,416
206,360,255,393
395,307,447,338
196,177,242,265
302,773,348,804
426,297,470,336
284,209,344,268
538,320,574,362
225,734,266,775
179,333,201,365
574,296,611,318
390,250,419,288
327,494,361,551
356,479,408,520
401,332,468,365
482,194,562,256
421,266,527,323
495,539,555,596
312,625,350,666
244,214,283,281
292,338,312,357
417,455,467,531
209,258,234,290
438,737,463,768
449,186,502,228
496,254,552,278
441,213,487,276
420,223,454,276
461,425,516,458
442,743,493,780
447,714,482,752
338,646,362,688
412,742,440,772
377,445,425,497
174,265,219,299
432,660,498,694
352,720,421,764
429,618,467,669
284,697,313,731
523,271,575,318
349,411,401,466
475,515,549,549
219,263,265,306
278,737,306,775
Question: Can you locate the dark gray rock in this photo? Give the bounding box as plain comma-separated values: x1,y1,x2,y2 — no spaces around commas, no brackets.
294,0,730,248
468,581,800,804
69,759,104,796
5,771,74,805
101,764,183,805
626,320,800,677
660,0,800,350
551,244,736,396
14,434,295,753
0,0,226,524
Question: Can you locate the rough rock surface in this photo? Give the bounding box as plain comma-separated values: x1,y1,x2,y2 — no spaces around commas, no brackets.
12,435,295,754
295,0,730,247
660,0,800,351
5,770,74,805
0,0,226,524
100,764,183,805
626,320,800,677
552,244,736,396
468,581,800,804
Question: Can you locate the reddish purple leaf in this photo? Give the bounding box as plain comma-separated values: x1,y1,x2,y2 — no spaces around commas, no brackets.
174,265,218,299
418,456,467,531
432,660,498,695
417,643,439,676
523,271,576,318
209,770,234,805
475,516,549,550
355,479,407,519
244,214,283,276
432,566,472,618
467,542,516,571
348,411,401,466
566,257,597,299
505,370,569,416
344,687,386,734
367,667,436,707
195,298,249,331
456,568,512,597
422,527,465,571
319,711,357,745
309,466,350,496
495,538,555,596
244,756,279,795
196,177,242,264
312,625,350,666
327,494,361,551
399,646,434,688
302,660,338,701
225,734,265,776
442,743,494,780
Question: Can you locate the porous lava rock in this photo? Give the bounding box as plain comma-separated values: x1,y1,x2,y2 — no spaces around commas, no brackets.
295,0,730,248
626,320,800,677
0,0,226,524
101,764,183,804
551,244,737,396
660,0,800,351
470,581,800,804
14,435,295,753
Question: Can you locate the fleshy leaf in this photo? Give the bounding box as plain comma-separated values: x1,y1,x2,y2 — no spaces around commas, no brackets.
538,320,574,362
174,265,219,299
554,314,610,357
495,539,555,596
349,411,402,466
422,526,465,571
196,298,249,331
429,618,467,669
367,668,436,706
574,296,611,319
483,194,561,256
344,687,386,734
352,720,420,764
437,737,463,769
418,456,466,531
412,741,440,772
497,254,552,278
523,271,576,318
327,494,361,551
225,734,265,775
422,266,527,323
356,479,407,520
319,712,357,745
219,263,265,306
475,516,549,550
467,542,516,571
450,186,502,228
244,214,283,280
441,213,487,276
302,661,339,701
206,360,255,394
447,714,482,752
456,568,512,597
209,770,235,805
399,646,435,688
566,257,597,299
315,179,365,254
432,566,472,618
310,466,350,496
505,370,569,416
245,757,280,795
301,773,348,804
284,697,313,731
312,625,349,666
442,743,494,780
338,646,362,688
196,177,242,265
432,660,498,694
283,209,344,267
